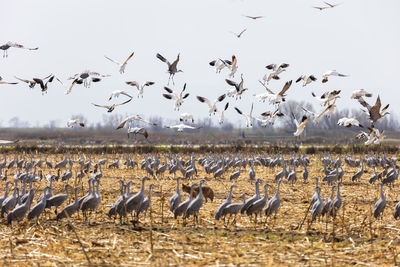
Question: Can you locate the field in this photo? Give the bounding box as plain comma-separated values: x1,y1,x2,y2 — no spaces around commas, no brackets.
1,151,400,266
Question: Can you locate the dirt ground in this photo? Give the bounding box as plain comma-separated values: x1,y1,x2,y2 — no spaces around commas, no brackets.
0,152,399,266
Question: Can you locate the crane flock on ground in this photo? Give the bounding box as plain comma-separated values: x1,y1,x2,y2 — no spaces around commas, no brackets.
0,150,398,227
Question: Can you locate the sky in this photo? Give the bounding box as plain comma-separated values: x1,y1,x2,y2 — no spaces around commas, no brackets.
1,0,399,128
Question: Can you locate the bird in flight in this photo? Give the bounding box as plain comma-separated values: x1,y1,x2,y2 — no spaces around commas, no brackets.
14,74,55,95
322,70,348,83
296,75,317,87
67,119,85,128
162,83,190,111
313,1,341,10
127,127,149,139
116,115,157,129
104,52,134,74
165,123,202,132
108,90,132,101
0,76,17,85
0,42,38,57
92,98,132,113
234,103,254,127
293,114,308,137
230,29,247,38
243,15,264,20
126,81,155,98
156,53,182,85
197,94,226,116
357,95,390,125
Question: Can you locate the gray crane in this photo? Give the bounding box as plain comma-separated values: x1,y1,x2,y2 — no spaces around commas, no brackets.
78,178,94,208
351,162,364,182
169,178,181,212
7,189,34,225
247,184,269,224
221,193,246,225
373,182,386,219
321,185,335,217
126,177,148,219
136,184,154,218
108,180,125,220
241,179,260,214
61,165,73,181
287,164,297,184
55,154,68,169
310,177,319,204
394,199,400,219
0,181,12,207
265,180,283,217
302,164,308,182
215,185,234,221
57,187,80,220
174,184,195,220
331,182,342,217
46,184,70,214
249,162,256,180
156,53,183,85
1,186,19,218
80,179,97,221
185,180,205,224
311,187,324,222
214,163,226,179
28,187,50,222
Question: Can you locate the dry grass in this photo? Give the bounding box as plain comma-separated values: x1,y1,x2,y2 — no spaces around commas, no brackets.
1,152,400,266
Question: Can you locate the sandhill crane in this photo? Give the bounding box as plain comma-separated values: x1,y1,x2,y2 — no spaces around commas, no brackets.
321,185,335,217
311,187,324,222
56,187,80,220
126,177,148,219
230,28,247,38
185,180,205,224
104,52,134,74
357,95,390,125
351,163,364,182
247,184,268,223
125,81,155,98
197,94,226,116
1,186,18,218
136,184,153,218
116,115,157,129
331,182,342,216
162,83,190,111
394,200,400,219
241,179,260,214
311,178,319,204
0,42,38,57
108,90,133,101
351,89,372,99
221,193,246,225
322,70,348,83
80,179,97,221
296,75,317,87
293,115,308,137
230,167,241,181
373,183,386,219
174,183,194,220
265,180,283,218
249,162,256,180
165,123,201,132
215,185,234,221
337,117,363,128
156,53,182,85
92,98,132,113
226,74,248,99
28,187,49,222
7,189,34,225
234,103,254,127
180,113,194,123
46,184,70,214
302,164,309,182
170,178,181,212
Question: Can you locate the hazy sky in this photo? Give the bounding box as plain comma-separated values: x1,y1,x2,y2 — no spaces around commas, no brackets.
1,0,399,127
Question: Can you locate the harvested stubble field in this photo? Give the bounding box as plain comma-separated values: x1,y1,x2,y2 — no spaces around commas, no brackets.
1,152,400,266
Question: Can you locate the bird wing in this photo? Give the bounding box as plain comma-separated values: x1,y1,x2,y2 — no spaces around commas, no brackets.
65,79,78,95
163,86,174,94
225,79,237,88
216,94,226,103
292,113,299,127
144,81,155,87
115,98,132,107
357,97,371,111
126,81,140,90
7,42,38,50
370,95,382,116
258,80,275,94
92,103,111,109
170,54,180,69
156,53,170,66
250,103,254,118
231,55,237,69
296,76,304,83
104,55,121,65
122,52,135,66
14,76,34,84
224,102,229,111
238,28,247,37
0,81,18,85
116,117,130,129
197,96,212,108
120,91,133,98
162,94,174,100
278,80,292,96
234,107,244,116
265,64,277,70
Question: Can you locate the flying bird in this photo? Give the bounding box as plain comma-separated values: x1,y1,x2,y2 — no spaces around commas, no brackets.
126,81,155,98
258,80,293,105
165,124,202,132
104,52,134,74
127,127,148,139
293,114,308,136
337,117,363,128
108,90,132,101
67,120,85,128
322,70,348,83
230,29,247,38
156,53,182,85
0,42,38,57
225,74,248,99
162,83,190,111
116,115,157,129
92,98,132,113
351,89,373,99
256,109,284,126
235,103,254,127
67,70,110,93
218,102,229,125
314,103,337,124
196,94,226,116
357,95,390,125
311,90,341,106
180,113,194,123
209,58,231,74
296,75,317,87
243,15,264,20
0,76,17,85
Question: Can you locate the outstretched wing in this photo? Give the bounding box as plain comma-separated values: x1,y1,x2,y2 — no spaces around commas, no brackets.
278,80,292,96
122,52,135,66
156,53,170,66
104,55,121,65
216,94,226,103
197,96,212,108
115,98,132,107
126,81,140,90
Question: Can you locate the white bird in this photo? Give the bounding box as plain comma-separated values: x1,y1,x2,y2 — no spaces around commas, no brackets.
116,115,157,129
67,70,110,93
356,127,385,145
314,103,337,124
92,98,132,113
351,89,373,99
322,70,348,83
293,114,308,136
209,58,232,74
0,42,38,57
196,94,226,116
104,52,134,74
225,74,248,99
311,90,341,106
296,75,317,87
262,63,289,84
127,127,148,139
255,109,284,127
108,90,132,101
337,117,363,128
125,81,155,98
162,83,190,111
67,120,85,128
234,103,254,127
165,124,202,132
180,113,194,123
258,80,292,105
221,55,238,78
218,102,229,125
